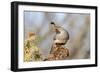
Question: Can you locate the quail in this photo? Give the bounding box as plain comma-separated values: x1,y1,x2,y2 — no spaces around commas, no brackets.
50,22,69,53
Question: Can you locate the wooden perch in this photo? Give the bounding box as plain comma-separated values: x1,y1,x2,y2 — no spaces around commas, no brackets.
44,46,69,61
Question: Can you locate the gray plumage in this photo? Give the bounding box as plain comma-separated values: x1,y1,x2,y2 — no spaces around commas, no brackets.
50,22,69,53
51,22,69,45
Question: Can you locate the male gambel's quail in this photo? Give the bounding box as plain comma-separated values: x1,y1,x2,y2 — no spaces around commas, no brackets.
50,22,69,53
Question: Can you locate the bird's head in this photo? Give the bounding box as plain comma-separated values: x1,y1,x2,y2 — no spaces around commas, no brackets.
51,22,60,33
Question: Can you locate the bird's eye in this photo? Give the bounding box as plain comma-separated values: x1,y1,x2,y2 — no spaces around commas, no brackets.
54,38,56,40
55,29,60,33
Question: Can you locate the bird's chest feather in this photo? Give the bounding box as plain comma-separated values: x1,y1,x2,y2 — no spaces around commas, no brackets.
55,32,67,40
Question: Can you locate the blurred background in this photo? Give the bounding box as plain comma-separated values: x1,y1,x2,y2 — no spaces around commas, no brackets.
24,11,90,60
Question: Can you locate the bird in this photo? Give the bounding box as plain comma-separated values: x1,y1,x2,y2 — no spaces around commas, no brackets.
50,22,69,54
